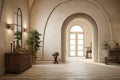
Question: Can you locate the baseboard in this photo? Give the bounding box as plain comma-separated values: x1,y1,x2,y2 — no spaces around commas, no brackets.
36,60,53,64
98,57,105,63
0,68,5,75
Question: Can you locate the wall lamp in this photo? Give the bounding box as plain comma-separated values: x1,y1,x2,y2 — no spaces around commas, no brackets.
7,24,14,30
23,28,28,32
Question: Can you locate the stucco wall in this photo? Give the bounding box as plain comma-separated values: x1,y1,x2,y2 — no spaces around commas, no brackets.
96,0,120,43
0,0,29,75
30,0,120,61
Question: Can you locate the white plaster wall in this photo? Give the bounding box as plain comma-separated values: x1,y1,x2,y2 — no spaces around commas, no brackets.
102,0,120,46
0,0,29,75
30,0,120,62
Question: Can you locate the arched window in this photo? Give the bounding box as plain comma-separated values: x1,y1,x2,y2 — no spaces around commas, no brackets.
70,25,83,32
69,25,83,57
14,8,22,49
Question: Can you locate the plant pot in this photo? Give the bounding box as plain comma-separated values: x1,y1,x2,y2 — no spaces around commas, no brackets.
31,56,36,64
102,49,109,57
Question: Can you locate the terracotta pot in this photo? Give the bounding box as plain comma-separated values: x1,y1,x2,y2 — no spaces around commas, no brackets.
31,56,36,64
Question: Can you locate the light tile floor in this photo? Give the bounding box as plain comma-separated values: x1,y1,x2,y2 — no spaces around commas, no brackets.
0,57,120,80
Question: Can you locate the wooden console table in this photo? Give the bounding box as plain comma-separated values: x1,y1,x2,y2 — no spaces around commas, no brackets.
5,52,32,73
105,50,120,64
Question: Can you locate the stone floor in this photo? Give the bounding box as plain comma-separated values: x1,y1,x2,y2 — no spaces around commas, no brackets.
0,57,120,80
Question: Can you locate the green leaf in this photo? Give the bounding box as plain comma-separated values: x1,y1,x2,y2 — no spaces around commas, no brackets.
26,29,42,57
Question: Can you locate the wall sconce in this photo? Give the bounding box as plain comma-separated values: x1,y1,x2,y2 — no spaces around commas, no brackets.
23,28,28,32
7,24,14,30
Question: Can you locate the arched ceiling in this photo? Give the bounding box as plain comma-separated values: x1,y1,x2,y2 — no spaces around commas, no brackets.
27,0,35,11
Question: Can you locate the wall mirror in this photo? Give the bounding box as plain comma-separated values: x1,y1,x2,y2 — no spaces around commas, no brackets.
14,8,22,50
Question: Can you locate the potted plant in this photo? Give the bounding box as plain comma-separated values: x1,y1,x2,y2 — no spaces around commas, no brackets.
103,41,110,49
26,29,42,64
112,42,120,50
103,41,110,57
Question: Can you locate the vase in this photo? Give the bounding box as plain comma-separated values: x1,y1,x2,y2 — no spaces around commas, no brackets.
102,49,109,57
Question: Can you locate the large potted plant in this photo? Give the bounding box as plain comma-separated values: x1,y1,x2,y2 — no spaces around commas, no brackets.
26,29,42,64
103,41,110,57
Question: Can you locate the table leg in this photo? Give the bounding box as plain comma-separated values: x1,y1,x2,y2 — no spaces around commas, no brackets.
86,51,88,58
116,57,119,64
105,57,108,64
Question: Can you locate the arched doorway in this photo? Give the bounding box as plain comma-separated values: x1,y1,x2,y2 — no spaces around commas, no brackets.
61,13,98,62
69,25,84,57
32,0,112,62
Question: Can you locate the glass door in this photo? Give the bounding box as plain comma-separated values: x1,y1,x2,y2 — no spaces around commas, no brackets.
70,33,76,56
69,25,83,57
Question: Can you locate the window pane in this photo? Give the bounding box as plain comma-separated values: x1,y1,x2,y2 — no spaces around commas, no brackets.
18,16,21,25
70,46,75,50
70,25,83,32
78,34,83,39
14,25,17,33
14,14,17,24
70,34,75,39
78,46,83,50
78,51,83,56
70,51,75,56
18,26,21,32
18,10,21,15
70,40,75,45
78,40,83,44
